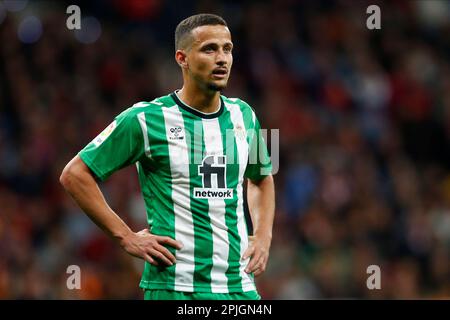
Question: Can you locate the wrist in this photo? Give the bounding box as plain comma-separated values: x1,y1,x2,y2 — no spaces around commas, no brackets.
254,230,272,242
114,227,134,247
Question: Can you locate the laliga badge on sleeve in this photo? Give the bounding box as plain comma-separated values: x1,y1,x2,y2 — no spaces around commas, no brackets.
93,120,117,147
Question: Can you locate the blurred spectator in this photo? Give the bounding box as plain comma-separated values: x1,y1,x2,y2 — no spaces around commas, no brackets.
0,0,449,299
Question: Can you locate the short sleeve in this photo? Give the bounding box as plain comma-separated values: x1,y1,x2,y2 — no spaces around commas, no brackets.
78,109,144,181
244,114,272,181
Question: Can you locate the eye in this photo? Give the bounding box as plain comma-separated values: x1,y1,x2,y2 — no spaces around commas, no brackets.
202,46,215,53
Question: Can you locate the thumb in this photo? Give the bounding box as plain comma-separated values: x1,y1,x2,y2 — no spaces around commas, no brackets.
137,228,150,235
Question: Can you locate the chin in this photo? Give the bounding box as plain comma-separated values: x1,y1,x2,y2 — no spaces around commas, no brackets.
207,81,227,92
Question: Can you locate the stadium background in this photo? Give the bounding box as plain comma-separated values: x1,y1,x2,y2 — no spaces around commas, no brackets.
0,0,449,299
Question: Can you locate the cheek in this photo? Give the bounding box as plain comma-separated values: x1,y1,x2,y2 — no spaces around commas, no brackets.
189,56,212,73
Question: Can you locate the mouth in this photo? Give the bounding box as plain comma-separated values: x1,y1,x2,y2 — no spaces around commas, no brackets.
212,68,228,79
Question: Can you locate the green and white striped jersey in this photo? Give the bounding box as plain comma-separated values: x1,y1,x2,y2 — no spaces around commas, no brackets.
79,91,272,293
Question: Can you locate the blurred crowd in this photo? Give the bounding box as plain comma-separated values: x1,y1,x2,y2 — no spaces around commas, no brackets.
0,0,449,299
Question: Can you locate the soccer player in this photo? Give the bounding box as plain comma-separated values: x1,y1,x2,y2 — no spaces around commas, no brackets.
60,13,275,300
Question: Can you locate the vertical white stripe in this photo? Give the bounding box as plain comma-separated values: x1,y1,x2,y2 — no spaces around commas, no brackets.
251,109,256,127
137,112,151,158
225,102,257,291
202,119,230,293
162,105,195,292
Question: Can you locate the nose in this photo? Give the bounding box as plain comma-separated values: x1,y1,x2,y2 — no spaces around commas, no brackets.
216,49,227,66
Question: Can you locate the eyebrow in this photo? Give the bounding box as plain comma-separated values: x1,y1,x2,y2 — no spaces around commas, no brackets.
199,41,233,49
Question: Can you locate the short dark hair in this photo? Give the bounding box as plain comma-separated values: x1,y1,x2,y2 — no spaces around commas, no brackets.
175,14,227,50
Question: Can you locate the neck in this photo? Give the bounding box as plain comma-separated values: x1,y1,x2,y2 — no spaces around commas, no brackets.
177,84,221,114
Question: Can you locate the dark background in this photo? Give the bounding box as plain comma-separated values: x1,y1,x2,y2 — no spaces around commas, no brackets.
0,0,449,299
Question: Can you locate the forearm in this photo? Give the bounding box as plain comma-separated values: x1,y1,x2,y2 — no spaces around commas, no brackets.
60,156,132,243
247,175,275,239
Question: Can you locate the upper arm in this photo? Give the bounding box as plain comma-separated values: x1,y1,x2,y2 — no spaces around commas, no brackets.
69,154,94,175
60,155,95,188
247,174,273,187
77,109,145,181
244,107,272,181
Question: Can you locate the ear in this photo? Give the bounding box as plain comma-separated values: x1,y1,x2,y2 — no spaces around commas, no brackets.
175,50,188,69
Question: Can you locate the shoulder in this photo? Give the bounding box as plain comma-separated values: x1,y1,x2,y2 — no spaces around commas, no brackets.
222,95,252,110
221,95,257,124
119,95,172,118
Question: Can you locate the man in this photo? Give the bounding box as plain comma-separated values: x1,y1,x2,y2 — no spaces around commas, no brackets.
60,13,275,300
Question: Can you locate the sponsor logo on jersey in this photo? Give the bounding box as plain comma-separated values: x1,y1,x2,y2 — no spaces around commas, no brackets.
194,155,233,199
193,188,233,199
93,120,117,147
169,126,184,140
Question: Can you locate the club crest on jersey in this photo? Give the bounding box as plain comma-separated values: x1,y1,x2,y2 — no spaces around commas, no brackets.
93,120,117,147
234,124,246,141
169,126,184,140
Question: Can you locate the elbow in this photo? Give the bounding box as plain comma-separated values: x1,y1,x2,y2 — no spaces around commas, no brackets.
60,156,93,191
60,162,76,190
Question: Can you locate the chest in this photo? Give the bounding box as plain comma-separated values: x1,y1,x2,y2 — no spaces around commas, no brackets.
146,115,249,185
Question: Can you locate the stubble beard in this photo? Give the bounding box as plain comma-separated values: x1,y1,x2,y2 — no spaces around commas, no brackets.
191,71,229,92
206,76,229,92
207,82,226,92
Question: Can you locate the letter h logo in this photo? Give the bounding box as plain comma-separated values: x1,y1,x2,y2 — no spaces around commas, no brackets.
198,155,226,188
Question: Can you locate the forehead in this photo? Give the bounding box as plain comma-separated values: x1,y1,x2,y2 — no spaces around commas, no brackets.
191,25,232,46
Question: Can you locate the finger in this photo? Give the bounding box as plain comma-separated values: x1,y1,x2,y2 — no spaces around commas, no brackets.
256,257,268,276
149,249,173,266
248,251,268,273
245,252,262,273
154,243,177,264
249,260,264,276
143,253,159,266
157,236,183,250
253,265,266,277
245,259,259,273
242,246,255,260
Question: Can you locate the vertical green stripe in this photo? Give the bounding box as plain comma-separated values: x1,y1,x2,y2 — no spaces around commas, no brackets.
136,161,153,227
237,102,256,145
142,107,176,290
219,111,243,292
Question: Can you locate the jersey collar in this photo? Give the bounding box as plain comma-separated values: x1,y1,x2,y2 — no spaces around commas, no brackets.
171,91,224,119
